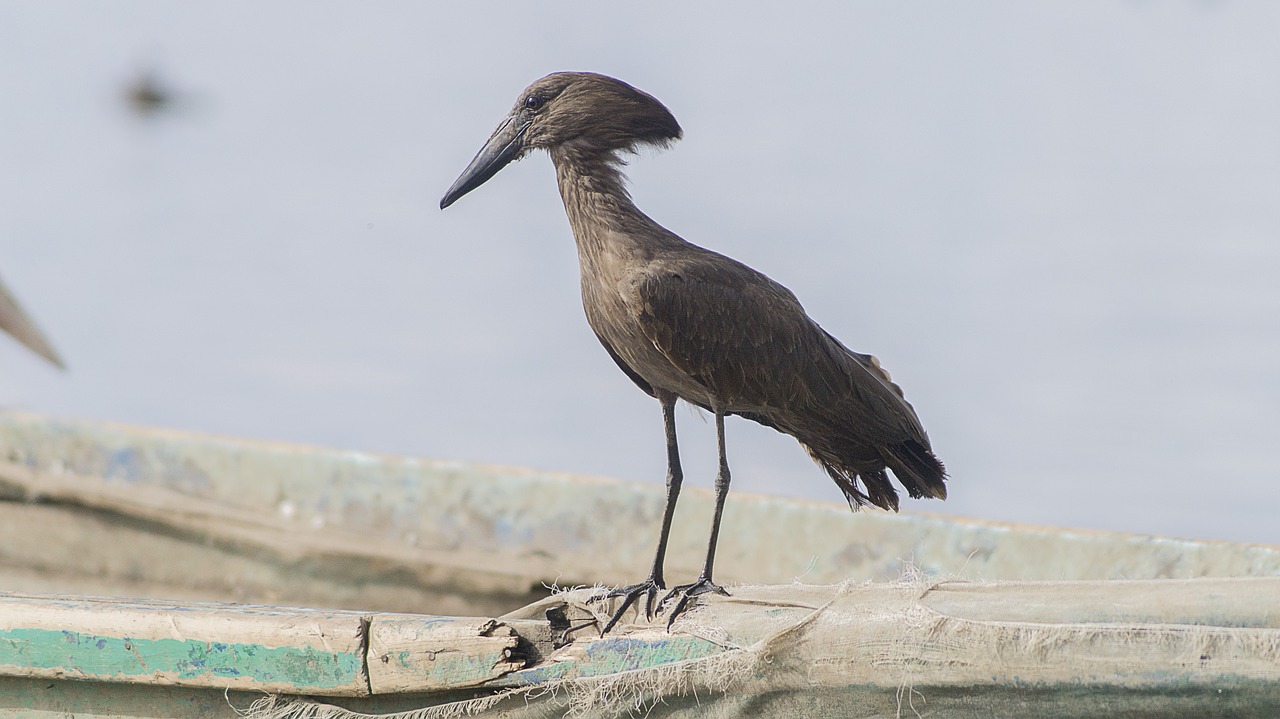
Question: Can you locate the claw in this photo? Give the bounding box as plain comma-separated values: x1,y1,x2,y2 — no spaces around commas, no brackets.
657,576,728,630
598,577,664,635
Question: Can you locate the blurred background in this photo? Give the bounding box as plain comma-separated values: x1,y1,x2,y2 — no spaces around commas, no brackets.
2,2,1277,544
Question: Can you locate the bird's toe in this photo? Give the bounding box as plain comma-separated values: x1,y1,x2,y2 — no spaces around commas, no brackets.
596,577,664,634
658,576,728,629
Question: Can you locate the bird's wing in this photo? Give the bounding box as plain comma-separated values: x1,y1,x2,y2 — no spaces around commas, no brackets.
630,255,925,442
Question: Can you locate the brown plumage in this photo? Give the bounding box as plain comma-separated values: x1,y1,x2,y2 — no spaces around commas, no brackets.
441,72,945,631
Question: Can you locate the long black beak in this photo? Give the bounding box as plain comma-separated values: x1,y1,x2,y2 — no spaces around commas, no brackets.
440,115,531,209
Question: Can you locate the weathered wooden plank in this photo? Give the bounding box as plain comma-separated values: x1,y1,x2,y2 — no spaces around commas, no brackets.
0,594,370,696
5,409,1280,603
4,580,1280,717
0,499,548,618
366,615,524,692
0,594,552,696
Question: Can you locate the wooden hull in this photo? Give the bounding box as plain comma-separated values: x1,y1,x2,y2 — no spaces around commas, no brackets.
1,411,1278,717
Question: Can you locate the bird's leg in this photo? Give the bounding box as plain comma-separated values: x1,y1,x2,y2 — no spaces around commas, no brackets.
598,393,683,634
659,407,731,628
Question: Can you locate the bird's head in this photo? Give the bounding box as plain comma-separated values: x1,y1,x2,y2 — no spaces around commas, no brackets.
440,72,682,209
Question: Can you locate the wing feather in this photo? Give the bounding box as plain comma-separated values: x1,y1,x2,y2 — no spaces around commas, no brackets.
629,254,926,445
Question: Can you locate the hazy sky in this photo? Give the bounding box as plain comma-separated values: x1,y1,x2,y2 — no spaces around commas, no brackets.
3,1,1279,544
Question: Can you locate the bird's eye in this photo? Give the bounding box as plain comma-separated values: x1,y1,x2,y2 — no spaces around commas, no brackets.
524,95,544,111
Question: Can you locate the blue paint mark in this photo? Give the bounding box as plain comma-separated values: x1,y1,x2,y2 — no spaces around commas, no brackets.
104,448,142,483
491,515,535,547
586,637,661,658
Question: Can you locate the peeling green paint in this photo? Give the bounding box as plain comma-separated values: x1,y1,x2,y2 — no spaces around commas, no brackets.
0,628,362,691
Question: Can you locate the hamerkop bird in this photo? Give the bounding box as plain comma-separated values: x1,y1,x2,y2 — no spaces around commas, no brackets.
441,72,946,631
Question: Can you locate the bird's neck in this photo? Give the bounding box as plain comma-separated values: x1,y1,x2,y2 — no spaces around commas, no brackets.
550,145,683,268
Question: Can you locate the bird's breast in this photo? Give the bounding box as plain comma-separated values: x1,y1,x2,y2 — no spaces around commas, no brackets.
579,270,742,411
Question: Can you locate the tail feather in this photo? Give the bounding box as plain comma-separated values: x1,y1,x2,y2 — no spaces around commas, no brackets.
803,438,946,513
741,409,947,513
882,439,948,501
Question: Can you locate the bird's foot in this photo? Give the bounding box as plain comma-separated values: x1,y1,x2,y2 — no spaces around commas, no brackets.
657,576,728,630
593,577,664,635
